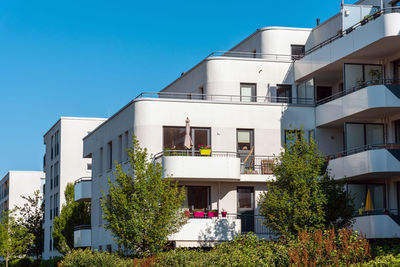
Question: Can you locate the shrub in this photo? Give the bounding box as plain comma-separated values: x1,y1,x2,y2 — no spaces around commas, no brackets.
357,254,400,266
369,238,400,257
39,256,63,267
287,228,370,266
59,249,132,267
156,233,289,267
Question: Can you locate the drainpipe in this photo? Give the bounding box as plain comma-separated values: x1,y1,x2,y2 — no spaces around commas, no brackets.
381,0,383,10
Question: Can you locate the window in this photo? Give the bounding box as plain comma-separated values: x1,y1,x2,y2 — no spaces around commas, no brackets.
184,186,211,210
99,147,104,173
163,127,186,150
297,78,315,104
291,45,305,60
392,0,400,7
284,129,302,146
240,83,256,102
118,135,123,163
49,226,52,251
99,245,102,252
276,84,292,103
106,244,112,253
98,199,102,225
55,130,60,156
50,136,54,160
344,64,382,90
50,165,53,190
347,183,385,212
87,163,92,170
50,195,53,220
124,131,129,161
237,129,254,171
345,123,384,151
252,49,256,58
237,187,254,209
54,162,59,187
107,142,112,170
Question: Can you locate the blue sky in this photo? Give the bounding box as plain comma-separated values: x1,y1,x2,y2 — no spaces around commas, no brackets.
0,0,345,175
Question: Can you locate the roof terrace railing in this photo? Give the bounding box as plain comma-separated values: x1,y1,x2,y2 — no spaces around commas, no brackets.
316,79,400,106
299,7,400,59
207,51,294,62
135,91,315,106
327,143,400,160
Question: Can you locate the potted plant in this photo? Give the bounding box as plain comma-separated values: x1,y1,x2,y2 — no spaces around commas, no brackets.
369,68,382,85
221,209,228,218
199,145,211,156
183,208,191,218
192,209,205,218
207,209,218,218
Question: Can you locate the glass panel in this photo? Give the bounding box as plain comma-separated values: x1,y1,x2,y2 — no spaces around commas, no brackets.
277,85,292,103
365,124,384,145
241,84,255,102
368,184,385,210
347,184,366,211
237,188,253,209
346,123,365,150
187,186,210,210
345,64,364,90
364,65,382,82
163,127,186,150
193,129,210,151
305,78,315,104
238,131,250,144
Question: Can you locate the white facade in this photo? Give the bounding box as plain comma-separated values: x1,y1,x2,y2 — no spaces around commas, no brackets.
42,117,106,259
0,171,45,215
69,0,400,251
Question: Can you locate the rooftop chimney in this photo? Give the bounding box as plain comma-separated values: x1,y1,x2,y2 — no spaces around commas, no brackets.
316,18,320,26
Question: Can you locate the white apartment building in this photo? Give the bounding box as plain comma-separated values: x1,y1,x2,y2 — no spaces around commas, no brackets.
0,171,45,215
42,117,106,259
74,0,400,250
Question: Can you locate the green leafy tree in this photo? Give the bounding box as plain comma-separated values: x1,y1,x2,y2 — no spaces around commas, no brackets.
101,135,187,257
15,190,44,258
0,211,34,267
259,130,353,239
52,183,91,255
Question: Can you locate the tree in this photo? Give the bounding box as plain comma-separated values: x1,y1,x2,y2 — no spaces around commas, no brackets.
52,183,91,255
101,135,187,257
15,190,44,258
0,211,34,267
258,130,354,239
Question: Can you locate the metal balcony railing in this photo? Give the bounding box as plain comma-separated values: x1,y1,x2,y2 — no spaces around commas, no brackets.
73,225,91,231
327,143,400,160
135,91,315,106
316,79,400,106
298,7,400,59
207,51,293,62
74,177,92,184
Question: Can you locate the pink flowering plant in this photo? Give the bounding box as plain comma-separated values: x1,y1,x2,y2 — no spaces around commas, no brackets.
198,145,211,149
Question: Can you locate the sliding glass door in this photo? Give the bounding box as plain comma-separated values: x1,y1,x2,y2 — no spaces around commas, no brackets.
345,123,384,152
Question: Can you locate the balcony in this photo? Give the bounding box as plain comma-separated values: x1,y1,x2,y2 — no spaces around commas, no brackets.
74,177,92,202
353,210,400,238
154,151,275,180
73,225,91,248
295,7,400,80
169,214,273,247
135,91,314,106
316,82,400,127
327,144,400,180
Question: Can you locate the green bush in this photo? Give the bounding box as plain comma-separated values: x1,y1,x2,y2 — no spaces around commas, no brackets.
357,254,400,266
59,249,131,267
156,233,289,267
0,258,33,267
39,256,63,267
370,239,400,257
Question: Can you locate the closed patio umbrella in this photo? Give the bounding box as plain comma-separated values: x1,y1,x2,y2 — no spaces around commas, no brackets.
365,188,374,211
184,117,192,149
